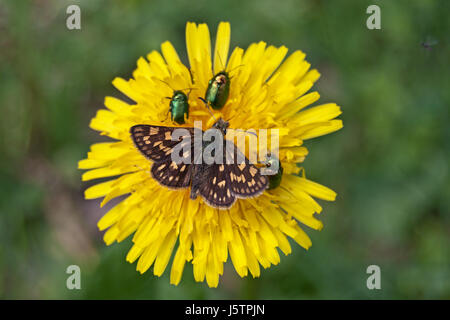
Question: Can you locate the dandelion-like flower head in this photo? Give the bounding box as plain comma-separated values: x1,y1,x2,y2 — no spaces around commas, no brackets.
79,22,343,287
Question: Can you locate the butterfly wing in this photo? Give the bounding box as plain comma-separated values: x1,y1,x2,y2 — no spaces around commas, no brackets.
151,159,193,189
198,137,268,208
130,125,194,163
199,163,236,209
225,141,268,198
131,125,195,189
131,124,268,206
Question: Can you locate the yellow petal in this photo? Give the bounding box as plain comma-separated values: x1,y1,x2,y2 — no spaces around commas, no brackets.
84,180,116,199
293,103,342,125
301,120,343,140
170,245,187,286
214,22,231,74
295,175,337,201
154,229,178,276
293,225,312,250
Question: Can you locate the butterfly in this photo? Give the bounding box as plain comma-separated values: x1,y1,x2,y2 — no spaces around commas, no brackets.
130,118,268,209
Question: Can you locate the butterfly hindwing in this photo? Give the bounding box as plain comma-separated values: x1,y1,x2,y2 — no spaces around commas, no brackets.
151,159,193,189
199,163,236,209
229,162,268,198
199,138,268,208
226,144,268,198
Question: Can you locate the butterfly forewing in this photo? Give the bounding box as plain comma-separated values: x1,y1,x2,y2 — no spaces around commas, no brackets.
130,125,193,163
131,124,195,189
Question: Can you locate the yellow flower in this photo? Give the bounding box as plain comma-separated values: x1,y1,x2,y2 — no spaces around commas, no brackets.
79,22,343,287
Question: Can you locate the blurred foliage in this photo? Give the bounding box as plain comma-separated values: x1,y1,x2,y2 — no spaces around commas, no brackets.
0,0,449,299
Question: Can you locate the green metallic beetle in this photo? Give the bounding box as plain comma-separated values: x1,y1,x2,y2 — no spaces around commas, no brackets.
265,156,283,190
168,90,190,125
203,71,230,110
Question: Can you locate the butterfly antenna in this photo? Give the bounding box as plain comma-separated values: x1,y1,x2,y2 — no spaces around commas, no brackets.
230,127,258,138
227,111,248,122
199,97,217,121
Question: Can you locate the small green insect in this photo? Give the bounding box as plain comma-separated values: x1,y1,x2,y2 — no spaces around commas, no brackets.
203,71,230,110
265,155,283,190
160,80,193,125
168,90,190,125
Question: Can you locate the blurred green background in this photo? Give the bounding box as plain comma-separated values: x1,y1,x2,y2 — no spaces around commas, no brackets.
1,0,449,299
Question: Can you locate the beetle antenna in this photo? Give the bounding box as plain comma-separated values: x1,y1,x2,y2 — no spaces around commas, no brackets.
159,79,174,91
227,64,244,78
215,52,226,72
179,87,196,96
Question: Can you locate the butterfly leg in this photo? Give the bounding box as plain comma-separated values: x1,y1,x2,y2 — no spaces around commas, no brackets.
189,165,202,200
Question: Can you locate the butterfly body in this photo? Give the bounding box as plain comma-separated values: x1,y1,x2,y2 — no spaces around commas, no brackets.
130,118,269,209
